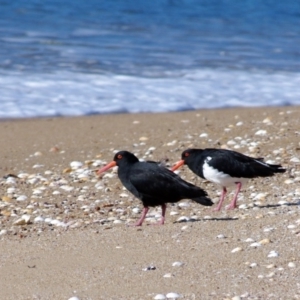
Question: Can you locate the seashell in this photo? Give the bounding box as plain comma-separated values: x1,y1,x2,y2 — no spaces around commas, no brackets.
288,262,296,268
139,136,148,141
52,190,61,195
132,207,140,214
63,168,72,173
250,242,261,248
70,161,83,169
266,264,275,269
172,261,184,267
60,185,74,192
236,121,243,126
290,157,300,163
34,151,42,156
169,211,178,217
166,292,180,299
278,200,289,205
231,247,242,253
250,263,257,268
68,297,80,300
199,133,208,138
28,177,40,185
287,225,296,229
166,140,177,146
32,164,44,169
176,216,190,222
0,229,7,236
113,220,123,224
163,273,172,278
13,215,31,225
154,294,166,300
259,238,271,245
217,234,226,239
238,204,248,209
18,173,29,179
1,196,12,202
50,219,64,226
119,193,129,198
181,225,189,231
32,189,43,195
178,202,190,208
7,187,16,194
1,210,11,217
255,130,267,136
263,117,272,123
34,216,44,223
266,272,275,278
267,250,279,258
284,179,294,184
254,192,268,200
16,195,28,201
103,173,116,178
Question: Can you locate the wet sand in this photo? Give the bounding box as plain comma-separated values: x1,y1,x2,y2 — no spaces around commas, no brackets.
0,107,300,300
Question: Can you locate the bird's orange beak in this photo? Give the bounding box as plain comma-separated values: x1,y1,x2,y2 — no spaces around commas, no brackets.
97,161,117,175
171,160,185,172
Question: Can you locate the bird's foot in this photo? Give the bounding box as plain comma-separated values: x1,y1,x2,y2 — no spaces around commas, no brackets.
149,220,165,226
127,222,143,227
226,204,237,210
212,207,221,212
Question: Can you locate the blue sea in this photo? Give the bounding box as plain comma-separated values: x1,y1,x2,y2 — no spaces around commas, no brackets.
1,0,300,118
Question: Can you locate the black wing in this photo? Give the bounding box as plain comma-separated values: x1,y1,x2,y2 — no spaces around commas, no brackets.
129,162,206,200
205,149,284,178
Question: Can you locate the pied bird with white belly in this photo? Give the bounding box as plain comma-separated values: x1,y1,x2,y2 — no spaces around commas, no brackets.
172,148,286,211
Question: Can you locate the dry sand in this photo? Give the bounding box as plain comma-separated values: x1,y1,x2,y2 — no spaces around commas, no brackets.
0,107,300,300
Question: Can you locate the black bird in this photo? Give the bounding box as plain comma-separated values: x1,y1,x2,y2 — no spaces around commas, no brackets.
172,148,286,211
97,151,213,226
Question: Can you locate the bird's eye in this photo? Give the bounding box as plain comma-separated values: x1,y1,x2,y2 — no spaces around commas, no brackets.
117,154,122,159
184,152,189,157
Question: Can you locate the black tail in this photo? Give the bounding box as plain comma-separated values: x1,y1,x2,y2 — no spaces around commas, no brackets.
192,196,214,206
268,163,286,174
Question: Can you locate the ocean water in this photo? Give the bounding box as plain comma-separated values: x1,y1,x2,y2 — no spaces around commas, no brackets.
0,0,300,118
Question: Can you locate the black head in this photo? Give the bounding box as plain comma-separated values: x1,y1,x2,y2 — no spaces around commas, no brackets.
113,150,139,166
181,148,203,163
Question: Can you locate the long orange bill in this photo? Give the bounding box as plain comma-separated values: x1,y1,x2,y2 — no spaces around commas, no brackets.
97,161,117,175
171,160,185,172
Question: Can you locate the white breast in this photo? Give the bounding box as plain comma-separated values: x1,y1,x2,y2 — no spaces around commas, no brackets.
202,160,248,187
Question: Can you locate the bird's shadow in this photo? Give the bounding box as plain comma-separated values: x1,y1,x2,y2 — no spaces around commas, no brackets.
255,202,300,209
174,216,239,224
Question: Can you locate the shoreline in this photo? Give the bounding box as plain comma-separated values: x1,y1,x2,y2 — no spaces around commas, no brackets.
0,106,299,299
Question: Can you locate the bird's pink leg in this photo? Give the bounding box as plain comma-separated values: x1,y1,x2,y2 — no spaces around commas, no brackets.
213,187,227,211
157,204,166,225
150,204,167,226
227,182,242,210
128,207,149,226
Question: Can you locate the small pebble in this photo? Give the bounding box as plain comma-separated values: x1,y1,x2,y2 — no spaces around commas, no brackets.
154,294,166,300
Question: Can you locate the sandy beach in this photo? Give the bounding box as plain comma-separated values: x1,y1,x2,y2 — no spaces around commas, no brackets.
0,106,300,300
